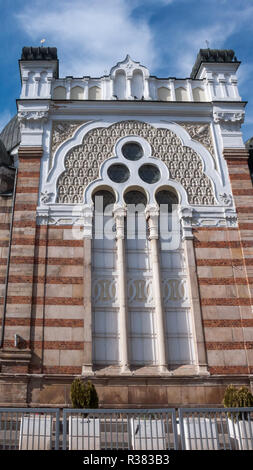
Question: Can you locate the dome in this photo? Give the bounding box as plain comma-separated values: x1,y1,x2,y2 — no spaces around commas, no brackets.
0,139,11,166
0,115,21,153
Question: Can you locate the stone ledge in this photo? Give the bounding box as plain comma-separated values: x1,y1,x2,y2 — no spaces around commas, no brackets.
18,147,43,159
223,148,249,160
0,348,32,364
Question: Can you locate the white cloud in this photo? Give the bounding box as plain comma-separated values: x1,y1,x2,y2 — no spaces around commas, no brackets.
0,110,12,134
167,6,253,77
16,0,155,77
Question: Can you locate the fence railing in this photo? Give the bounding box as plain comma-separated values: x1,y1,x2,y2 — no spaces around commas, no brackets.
0,408,60,450
0,407,253,450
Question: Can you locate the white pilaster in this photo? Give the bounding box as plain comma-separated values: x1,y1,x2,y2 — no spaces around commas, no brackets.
113,205,130,373
169,79,176,101
146,205,168,373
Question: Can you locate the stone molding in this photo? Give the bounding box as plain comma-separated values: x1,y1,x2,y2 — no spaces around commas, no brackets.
18,146,43,159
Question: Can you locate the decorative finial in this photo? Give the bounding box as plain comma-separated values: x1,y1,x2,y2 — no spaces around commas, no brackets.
205,40,210,48
40,39,46,47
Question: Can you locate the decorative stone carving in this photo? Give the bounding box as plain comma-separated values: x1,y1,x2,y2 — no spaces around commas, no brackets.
213,111,245,124
18,110,48,123
219,193,232,206
40,190,54,204
110,55,149,78
56,120,215,205
179,123,215,158
51,121,84,157
36,215,57,225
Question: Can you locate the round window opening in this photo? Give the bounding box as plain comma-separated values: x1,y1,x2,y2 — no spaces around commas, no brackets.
139,164,161,184
122,142,143,161
107,164,130,183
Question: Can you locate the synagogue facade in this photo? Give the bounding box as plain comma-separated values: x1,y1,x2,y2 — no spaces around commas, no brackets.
0,47,252,407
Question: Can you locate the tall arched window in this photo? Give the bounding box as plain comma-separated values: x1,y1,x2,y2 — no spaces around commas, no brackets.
113,70,126,99
156,189,195,367
91,189,119,366
131,70,144,99
124,189,157,366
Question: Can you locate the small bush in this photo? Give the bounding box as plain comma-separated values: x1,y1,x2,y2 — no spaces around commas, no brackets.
223,385,253,420
70,378,99,409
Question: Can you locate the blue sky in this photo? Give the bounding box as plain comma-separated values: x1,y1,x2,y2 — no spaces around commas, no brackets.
1,0,253,142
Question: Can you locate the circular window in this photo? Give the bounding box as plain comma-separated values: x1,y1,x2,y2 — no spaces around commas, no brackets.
122,142,143,161
124,190,147,206
107,164,130,183
139,164,161,184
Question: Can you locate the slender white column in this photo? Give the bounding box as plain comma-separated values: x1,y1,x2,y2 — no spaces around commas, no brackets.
187,79,193,101
113,205,130,373
169,79,176,101
126,77,132,99
143,78,150,99
66,78,71,99
146,206,168,373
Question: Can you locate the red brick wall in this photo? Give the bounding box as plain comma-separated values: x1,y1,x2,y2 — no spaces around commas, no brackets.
194,148,253,375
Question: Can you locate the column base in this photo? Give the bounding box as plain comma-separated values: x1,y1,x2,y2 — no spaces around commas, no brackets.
197,365,210,376
158,365,172,376
81,365,94,376
120,365,132,376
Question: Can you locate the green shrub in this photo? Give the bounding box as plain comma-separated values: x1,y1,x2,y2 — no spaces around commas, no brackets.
223,385,253,420
70,378,99,409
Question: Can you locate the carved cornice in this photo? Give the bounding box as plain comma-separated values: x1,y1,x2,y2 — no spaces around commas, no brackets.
213,111,245,124
18,110,49,123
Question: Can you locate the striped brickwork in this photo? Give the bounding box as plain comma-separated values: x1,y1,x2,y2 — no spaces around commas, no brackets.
0,148,84,374
194,148,253,375
0,196,12,340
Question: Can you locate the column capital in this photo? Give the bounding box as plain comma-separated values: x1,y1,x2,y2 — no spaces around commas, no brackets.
146,204,159,239
82,203,93,238
113,204,126,239
179,206,193,240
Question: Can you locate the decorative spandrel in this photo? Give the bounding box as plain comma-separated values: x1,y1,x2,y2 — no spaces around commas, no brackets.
51,121,85,166
56,120,215,205
179,122,215,160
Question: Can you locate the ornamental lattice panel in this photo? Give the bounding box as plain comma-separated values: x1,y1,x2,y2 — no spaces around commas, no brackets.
56,120,215,205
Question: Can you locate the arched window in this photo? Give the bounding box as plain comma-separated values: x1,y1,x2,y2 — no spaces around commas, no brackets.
157,87,171,101
175,87,188,101
53,86,66,99
91,189,119,366
83,135,197,373
123,189,157,365
70,86,84,99
192,87,206,101
156,189,195,367
88,86,101,100
113,70,126,99
131,70,144,99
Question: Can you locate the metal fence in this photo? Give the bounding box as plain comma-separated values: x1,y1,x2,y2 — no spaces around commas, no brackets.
0,408,60,450
0,407,253,450
63,408,178,450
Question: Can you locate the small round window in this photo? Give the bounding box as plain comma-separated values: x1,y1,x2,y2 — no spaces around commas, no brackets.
122,142,143,161
139,164,161,184
108,164,130,183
